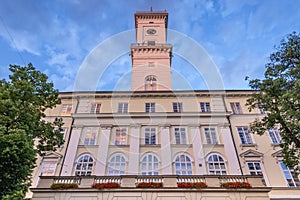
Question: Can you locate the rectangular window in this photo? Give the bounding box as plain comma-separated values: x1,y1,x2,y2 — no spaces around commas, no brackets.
83,127,97,145
174,128,187,144
115,128,127,145
60,104,72,116
60,127,68,139
247,162,263,175
237,127,253,145
148,41,155,46
40,162,57,176
90,103,101,113
204,127,218,144
145,103,155,113
145,127,156,145
268,128,281,144
173,102,183,112
230,102,242,114
280,162,296,187
200,102,210,112
118,103,128,113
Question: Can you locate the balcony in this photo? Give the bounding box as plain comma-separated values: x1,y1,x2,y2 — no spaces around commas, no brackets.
31,175,270,200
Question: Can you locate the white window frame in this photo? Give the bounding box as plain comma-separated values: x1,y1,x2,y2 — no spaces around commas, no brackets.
230,102,242,114
108,154,127,176
145,102,155,113
82,127,98,145
237,127,253,145
118,103,128,113
174,153,193,175
207,154,227,175
246,161,263,176
60,104,72,116
174,127,187,144
200,102,210,112
144,127,157,145
141,153,159,175
114,127,127,145
173,102,183,112
279,161,296,187
90,103,101,113
75,154,94,176
204,127,218,144
268,128,282,144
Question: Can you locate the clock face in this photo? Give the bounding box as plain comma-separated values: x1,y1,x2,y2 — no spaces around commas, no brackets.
146,28,157,35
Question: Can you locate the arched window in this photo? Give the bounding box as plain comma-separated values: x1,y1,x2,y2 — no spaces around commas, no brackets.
145,75,157,91
75,154,94,176
174,153,192,175
207,154,227,175
108,154,126,175
141,153,159,175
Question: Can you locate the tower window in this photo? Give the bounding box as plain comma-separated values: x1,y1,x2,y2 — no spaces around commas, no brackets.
145,75,157,91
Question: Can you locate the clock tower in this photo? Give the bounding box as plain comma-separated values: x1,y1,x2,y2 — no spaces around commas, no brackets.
131,10,173,91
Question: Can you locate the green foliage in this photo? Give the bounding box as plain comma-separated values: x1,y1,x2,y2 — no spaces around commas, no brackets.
246,32,300,170
0,63,64,198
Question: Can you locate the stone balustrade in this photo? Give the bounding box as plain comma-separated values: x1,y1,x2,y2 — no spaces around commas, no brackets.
36,175,265,189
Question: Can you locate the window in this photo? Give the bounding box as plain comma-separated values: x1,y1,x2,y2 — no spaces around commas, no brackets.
174,154,192,175
268,128,281,144
60,104,72,116
237,127,253,145
118,103,128,113
75,155,94,176
279,162,296,187
60,127,68,139
230,102,242,114
108,154,126,175
90,103,101,113
83,127,97,145
204,127,218,144
173,102,183,112
200,102,210,112
145,127,156,145
247,162,263,175
145,76,157,91
207,154,227,175
115,128,127,145
174,128,187,144
40,162,57,176
145,102,155,113
141,153,159,175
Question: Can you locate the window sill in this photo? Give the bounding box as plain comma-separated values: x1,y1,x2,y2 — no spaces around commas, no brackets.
171,144,193,147
140,144,161,147
203,143,224,146
78,145,99,147
110,144,130,147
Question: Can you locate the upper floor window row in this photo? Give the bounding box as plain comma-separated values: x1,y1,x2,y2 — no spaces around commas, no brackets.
230,102,242,114
60,104,72,116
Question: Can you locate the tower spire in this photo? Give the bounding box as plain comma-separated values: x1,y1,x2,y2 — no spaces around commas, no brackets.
150,5,152,12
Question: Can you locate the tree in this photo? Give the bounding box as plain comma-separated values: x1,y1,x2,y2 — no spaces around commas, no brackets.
246,32,300,171
0,63,64,199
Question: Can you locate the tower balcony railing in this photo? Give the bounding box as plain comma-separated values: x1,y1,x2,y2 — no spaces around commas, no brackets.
36,174,266,189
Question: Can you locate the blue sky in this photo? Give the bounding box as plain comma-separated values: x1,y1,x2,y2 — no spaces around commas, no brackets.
0,0,299,91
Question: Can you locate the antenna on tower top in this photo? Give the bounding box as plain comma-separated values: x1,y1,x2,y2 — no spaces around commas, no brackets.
150,6,153,12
